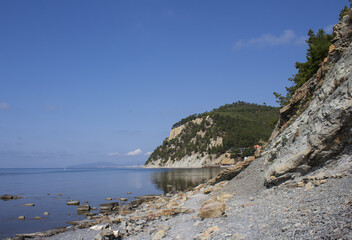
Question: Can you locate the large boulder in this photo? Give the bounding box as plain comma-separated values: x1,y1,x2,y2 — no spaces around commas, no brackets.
199,199,226,219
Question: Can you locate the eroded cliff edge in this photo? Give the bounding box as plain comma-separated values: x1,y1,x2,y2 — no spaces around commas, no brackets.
262,15,352,186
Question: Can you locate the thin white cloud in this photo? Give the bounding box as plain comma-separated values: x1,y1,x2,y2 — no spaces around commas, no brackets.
127,149,142,156
0,102,10,110
145,152,152,156
107,152,121,157
295,35,307,46
234,29,304,49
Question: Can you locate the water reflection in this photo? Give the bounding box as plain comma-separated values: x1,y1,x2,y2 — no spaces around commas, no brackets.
151,168,222,193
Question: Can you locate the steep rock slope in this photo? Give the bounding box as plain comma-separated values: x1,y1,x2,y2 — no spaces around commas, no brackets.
145,102,279,168
262,16,352,186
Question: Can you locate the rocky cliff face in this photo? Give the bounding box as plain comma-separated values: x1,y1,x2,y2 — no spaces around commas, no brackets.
262,16,352,186
145,117,231,168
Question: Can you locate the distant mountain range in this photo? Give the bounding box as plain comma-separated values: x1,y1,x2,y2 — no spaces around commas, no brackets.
67,162,144,168
67,162,118,168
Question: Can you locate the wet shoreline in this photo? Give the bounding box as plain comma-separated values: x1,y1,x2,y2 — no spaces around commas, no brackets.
0,167,221,239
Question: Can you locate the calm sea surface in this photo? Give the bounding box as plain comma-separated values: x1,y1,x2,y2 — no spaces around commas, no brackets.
0,167,221,239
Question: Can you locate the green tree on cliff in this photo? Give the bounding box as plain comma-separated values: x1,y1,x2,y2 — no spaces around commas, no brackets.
274,29,332,107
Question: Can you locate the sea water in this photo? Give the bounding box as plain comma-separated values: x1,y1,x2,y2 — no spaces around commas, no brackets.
0,167,221,239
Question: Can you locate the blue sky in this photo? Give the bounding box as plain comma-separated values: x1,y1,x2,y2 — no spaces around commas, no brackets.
0,0,347,167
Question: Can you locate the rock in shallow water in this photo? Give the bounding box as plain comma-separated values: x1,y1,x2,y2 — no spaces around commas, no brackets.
22,203,35,206
99,202,119,213
67,200,80,205
77,204,91,212
0,194,21,200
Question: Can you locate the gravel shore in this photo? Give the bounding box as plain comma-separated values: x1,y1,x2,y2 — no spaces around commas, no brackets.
18,157,350,240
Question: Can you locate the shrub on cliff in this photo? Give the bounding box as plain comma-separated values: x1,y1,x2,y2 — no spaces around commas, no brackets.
339,5,352,22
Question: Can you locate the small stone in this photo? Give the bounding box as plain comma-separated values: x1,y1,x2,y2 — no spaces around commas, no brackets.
281,226,289,232
203,189,213,194
312,180,320,186
113,230,119,237
34,216,43,220
102,230,114,237
134,225,143,232
286,182,298,189
315,172,326,180
105,197,113,201
43,212,50,216
249,197,255,201
136,219,146,225
320,179,328,184
307,176,315,181
193,221,201,226
121,221,127,229
90,224,110,231
161,209,171,216
205,226,220,235
153,230,166,240
297,182,305,187
77,204,91,212
127,192,132,194
91,207,97,210
126,225,133,233
242,202,256,208
344,198,352,206
217,192,233,201
231,233,247,240
99,202,119,213
305,182,314,191
294,223,302,228
270,175,277,181
120,198,128,201
18,216,25,220
58,193,62,196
